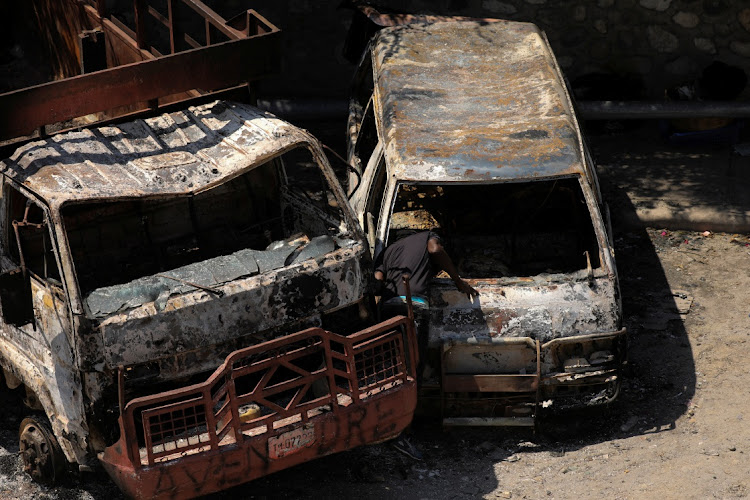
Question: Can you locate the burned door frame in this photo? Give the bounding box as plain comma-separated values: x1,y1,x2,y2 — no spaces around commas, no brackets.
0,178,89,465
350,141,387,254
346,50,375,173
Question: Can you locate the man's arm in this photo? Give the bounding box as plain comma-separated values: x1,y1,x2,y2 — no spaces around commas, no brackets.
373,269,385,297
427,237,478,298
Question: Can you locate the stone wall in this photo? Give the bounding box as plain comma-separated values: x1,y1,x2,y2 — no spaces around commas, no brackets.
469,0,750,99
207,0,750,100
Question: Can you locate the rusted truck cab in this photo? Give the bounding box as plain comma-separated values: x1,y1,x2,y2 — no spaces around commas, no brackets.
347,20,625,425
0,100,417,497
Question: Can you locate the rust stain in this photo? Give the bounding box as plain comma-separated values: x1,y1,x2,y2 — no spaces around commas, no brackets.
370,20,584,182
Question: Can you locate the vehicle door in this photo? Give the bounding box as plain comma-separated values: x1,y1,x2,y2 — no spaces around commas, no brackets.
349,142,388,257
346,52,375,176
348,98,380,194
0,181,76,399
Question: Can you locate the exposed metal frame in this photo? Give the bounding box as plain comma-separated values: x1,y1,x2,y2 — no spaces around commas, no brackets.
0,1,280,143
101,317,418,499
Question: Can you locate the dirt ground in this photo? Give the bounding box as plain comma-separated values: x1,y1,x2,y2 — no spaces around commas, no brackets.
1,131,750,499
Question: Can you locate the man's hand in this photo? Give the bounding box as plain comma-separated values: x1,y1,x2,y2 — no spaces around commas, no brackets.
454,278,479,299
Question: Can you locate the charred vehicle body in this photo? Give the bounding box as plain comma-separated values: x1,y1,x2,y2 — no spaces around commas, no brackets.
346,19,625,426
0,100,418,498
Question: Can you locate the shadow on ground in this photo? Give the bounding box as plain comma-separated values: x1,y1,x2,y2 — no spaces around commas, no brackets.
532,126,701,444
592,121,750,232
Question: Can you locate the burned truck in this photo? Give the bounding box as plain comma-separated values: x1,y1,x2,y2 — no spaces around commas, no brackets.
346,18,626,425
0,100,417,497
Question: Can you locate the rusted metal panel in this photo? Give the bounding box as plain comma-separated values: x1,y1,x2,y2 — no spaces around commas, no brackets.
370,21,584,183
442,339,538,375
100,317,418,499
0,31,279,141
442,374,538,393
2,101,305,207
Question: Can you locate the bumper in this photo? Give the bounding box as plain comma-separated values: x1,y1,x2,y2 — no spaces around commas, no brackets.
100,317,417,499
437,328,627,424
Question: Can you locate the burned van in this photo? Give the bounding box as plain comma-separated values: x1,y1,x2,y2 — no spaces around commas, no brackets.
347,20,625,425
0,101,417,497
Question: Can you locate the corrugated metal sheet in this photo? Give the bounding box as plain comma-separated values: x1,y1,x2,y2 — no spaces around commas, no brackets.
372,20,584,182
1,101,307,207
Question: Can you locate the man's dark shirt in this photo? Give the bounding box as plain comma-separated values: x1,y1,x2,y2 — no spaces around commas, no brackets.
374,231,439,299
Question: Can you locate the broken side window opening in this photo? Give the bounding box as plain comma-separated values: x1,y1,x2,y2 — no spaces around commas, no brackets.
346,53,375,175
6,185,62,283
349,101,378,185
388,178,602,279
0,185,63,326
60,146,350,318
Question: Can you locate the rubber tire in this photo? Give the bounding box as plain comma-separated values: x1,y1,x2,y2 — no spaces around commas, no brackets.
19,415,67,486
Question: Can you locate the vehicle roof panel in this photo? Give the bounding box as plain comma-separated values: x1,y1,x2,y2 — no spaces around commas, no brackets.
372,20,585,182
0,101,309,207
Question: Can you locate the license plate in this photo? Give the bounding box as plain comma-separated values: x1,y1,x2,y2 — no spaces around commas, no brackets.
268,426,316,460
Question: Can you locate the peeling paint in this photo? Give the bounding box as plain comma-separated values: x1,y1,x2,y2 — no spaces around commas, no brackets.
349,18,625,419
430,277,619,345
0,101,383,487
371,21,583,183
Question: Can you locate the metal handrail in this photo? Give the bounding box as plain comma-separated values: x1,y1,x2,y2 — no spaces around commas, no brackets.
118,317,416,468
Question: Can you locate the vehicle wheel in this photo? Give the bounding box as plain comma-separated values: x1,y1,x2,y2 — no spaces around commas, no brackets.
19,415,66,486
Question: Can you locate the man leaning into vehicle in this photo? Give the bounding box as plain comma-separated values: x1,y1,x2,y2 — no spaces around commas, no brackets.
374,230,477,302
373,228,477,460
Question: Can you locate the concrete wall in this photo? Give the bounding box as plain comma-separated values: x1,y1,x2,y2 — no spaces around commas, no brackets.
207,0,750,101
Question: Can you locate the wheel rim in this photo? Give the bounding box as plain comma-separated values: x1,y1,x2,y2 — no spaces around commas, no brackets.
19,417,64,485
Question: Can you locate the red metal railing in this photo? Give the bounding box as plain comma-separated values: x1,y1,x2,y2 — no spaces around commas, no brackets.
117,317,417,468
